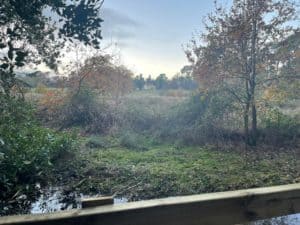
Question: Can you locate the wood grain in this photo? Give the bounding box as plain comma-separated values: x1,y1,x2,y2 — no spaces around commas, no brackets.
82,196,114,208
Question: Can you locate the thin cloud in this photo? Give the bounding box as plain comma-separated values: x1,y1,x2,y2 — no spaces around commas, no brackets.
102,8,141,28
108,29,137,39
101,8,141,40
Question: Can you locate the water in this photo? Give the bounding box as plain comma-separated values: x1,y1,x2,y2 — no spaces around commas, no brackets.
30,187,81,214
30,186,127,214
250,214,300,225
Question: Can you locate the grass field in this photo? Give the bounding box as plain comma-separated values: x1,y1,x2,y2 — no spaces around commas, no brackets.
69,141,300,201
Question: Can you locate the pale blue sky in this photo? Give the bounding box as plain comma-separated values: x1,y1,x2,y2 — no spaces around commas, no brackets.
101,0,232,77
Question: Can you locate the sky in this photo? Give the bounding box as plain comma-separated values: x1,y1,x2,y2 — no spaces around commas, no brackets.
100,0,232,77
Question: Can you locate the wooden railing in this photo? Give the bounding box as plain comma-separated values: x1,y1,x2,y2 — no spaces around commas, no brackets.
0,183,300,225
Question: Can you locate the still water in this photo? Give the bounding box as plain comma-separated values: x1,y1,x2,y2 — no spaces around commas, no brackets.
30,186,127,214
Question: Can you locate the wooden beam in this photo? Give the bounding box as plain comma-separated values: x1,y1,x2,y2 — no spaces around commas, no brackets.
82,196,114,209
0,183,299,225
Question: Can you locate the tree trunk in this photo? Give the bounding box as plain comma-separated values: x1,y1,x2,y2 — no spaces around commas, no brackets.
244,100,250,145
244,77,251,145
251,101,257,144
249,0,258,146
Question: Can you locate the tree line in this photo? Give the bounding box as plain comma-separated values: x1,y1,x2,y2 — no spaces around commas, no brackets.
19,64,198,93
133,66,197,91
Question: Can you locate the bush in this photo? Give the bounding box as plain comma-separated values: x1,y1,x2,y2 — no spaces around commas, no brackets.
60,87,114,134
158,90,238,145
259,107,300,145
115,94,170,133
120,104,157,132
86,136,110,149
119,132,149,151
35,83,48,94
37,88,66,122
0,95,78,214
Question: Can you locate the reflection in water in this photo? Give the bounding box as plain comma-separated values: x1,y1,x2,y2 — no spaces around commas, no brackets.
31,187,81,214
248,214,300,225
31,187,127,214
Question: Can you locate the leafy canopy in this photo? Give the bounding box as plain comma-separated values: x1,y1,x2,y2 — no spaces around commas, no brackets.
0,0,103,94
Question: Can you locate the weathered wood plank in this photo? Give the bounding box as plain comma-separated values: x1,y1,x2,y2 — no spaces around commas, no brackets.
82,196,114,208
0,183,299,225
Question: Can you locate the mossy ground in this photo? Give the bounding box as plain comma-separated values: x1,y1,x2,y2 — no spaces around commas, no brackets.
69,139,300,201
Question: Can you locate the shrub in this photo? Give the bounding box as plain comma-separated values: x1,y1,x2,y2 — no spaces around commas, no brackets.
120,104,157,132
35,83,48,94
119,132,149,151
37,88,66,122
158,90,237,145
259,107,300,145
86,136,110,149
115,94,170,133
60,87,114,134
0,95,78,214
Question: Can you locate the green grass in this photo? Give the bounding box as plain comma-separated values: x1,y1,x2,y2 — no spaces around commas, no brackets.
72,143,300,201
